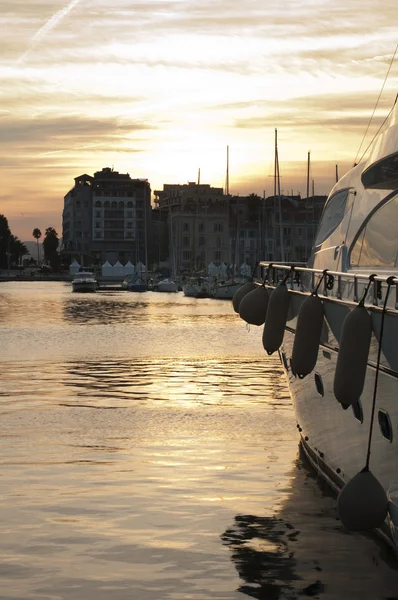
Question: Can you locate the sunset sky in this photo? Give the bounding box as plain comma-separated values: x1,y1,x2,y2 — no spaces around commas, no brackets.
1,0,397,240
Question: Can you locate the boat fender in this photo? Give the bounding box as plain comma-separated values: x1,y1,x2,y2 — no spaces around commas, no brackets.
291,294,324,378
239,285,269,326
262,284,290,355
232,281,256,313
337,468,388,531
333,305,372,406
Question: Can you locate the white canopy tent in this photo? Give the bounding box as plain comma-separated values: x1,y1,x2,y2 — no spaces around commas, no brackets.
207,262,219,277
113,261,125,277
69,260,80,275
136,261,147,275
101,261,113,277
124,261,135,275
219,262,228,278
240,263,251,277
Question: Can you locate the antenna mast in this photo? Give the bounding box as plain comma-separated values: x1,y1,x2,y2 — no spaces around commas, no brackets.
225,145,229,195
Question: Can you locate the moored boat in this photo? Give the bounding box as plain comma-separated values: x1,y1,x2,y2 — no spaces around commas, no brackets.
122,273,148,292
71,270,98,293
182,277,211,298
156,278,179,292
210,279,244,299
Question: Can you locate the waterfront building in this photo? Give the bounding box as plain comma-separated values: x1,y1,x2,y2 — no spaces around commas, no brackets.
261,194,327,263
62,167,152,266
153,183,327,273
154,182,230,274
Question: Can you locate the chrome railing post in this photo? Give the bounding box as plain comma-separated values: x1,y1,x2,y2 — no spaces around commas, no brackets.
337,275,342,300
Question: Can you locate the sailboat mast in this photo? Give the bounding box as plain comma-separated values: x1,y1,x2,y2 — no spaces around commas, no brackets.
305,151,310,256
226,145,229,196
275,129,285,262
335,163,339,183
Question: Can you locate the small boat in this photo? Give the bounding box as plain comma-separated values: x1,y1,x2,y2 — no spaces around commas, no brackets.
156,278,179,292
210,280,244,299
122,273,148,292
183,277,211,298
72,270,98,293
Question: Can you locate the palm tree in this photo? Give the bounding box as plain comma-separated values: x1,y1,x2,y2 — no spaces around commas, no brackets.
32,228,41,265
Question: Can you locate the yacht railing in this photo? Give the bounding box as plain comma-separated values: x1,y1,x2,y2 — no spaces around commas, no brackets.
257,262,398,309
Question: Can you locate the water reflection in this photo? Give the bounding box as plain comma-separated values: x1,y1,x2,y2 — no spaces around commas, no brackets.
222,450,398,599
62,292,237,326
59,358,290,409
63,295,149,325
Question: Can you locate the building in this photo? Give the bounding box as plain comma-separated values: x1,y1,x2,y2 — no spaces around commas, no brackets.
261,194,327,263
154,182,230,274
62,167,152,266
154,183,327,273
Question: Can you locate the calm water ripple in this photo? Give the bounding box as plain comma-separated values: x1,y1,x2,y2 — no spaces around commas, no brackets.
0,283,397,599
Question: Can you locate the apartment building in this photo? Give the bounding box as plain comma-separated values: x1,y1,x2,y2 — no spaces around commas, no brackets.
154,182,230,273
62,167,151,265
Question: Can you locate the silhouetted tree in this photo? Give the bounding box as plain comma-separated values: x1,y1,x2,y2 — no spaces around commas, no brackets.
0,214,11,269
43,227,61,271
9,236,28,267
32,228,42,264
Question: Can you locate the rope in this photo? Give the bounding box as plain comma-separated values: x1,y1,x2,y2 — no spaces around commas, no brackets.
359,273,377,307
313,269,328,296
365,276,395,470
354,43,398,166
281,265,294,286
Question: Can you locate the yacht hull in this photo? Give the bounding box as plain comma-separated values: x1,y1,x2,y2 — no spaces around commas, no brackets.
72,282,97,293
280,299,398,548
211,282,243,299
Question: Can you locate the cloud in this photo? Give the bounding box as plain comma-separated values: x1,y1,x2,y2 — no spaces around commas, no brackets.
17,0,82,64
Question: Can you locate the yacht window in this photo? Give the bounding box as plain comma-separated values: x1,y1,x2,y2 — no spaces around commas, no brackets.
362,152,398,189
350,194,398,267
314,189,350,245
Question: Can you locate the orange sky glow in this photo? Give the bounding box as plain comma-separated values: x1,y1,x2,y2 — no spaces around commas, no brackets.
1,0,397,240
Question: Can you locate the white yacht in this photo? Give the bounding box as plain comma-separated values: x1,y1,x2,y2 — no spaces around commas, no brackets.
243,97,398,548
182,277,211,298
71,270,98,293
156,278,179,292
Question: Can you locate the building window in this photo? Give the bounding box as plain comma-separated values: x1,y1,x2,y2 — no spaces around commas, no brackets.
214,223,222,232
95,232,102,238
216,237,221,248
127,211,133,218
199,236,205,246
127,222,133,228
183,251,191,260
183,223,190,232
199,223,204,232
214,251,221,260
96,211,101,217
95,221,101,228
183,236,190,247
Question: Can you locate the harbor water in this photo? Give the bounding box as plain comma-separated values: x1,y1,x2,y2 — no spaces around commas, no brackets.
1,282,398,599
